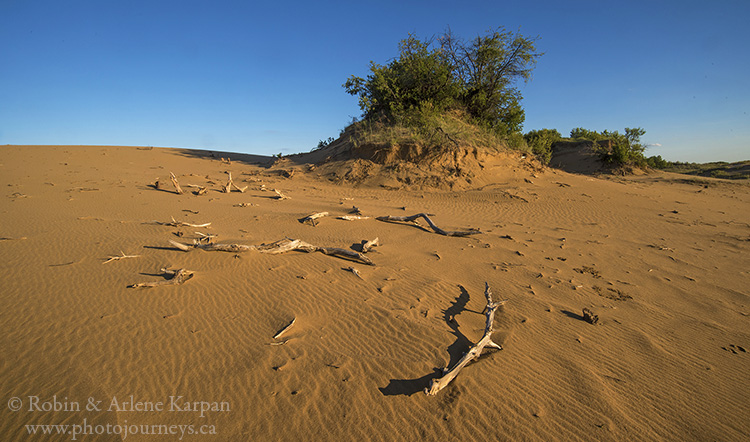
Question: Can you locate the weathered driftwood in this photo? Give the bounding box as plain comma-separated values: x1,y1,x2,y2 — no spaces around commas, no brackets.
361,237,380,253
170,172,184,194
129,268,194,288
169,238,373,265
582,308,599,325
376,213,481,237
345,266,363,279
337,215,370,221
301,212,328,226
195,232,217,244
273,189,290,200
273,317,296,339
186,184,208,195
155,217,211,228
425,282,506,396
103,251,141,264
222,172,248,193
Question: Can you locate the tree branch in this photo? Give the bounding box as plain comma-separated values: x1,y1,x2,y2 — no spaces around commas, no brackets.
425,282,507,395
376,213,481,237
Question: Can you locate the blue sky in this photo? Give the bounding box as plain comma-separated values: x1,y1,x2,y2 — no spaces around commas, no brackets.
1,0,748,162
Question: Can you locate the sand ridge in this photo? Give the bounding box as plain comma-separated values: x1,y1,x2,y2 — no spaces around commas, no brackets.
1,145,748,441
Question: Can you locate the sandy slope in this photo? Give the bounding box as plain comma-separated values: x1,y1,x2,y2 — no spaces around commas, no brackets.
1,145,748,441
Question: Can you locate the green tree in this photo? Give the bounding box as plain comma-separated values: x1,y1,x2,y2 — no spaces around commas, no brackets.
440,28,541,134
600,127,647,165
344,28,542,136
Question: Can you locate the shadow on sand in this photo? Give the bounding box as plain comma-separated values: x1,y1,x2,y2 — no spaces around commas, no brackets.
379,285,485,396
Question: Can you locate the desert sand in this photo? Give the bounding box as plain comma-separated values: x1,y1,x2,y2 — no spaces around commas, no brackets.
1,145,748,441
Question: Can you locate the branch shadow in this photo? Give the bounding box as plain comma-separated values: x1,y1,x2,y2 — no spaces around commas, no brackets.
143,245,184,252
378,285,477,397
379,370,442,396
561,310,584,321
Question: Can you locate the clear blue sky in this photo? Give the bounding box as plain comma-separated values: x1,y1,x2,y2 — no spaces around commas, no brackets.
2,0,748,162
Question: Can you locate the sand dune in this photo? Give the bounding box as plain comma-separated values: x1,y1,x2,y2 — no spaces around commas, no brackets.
1,145,748,441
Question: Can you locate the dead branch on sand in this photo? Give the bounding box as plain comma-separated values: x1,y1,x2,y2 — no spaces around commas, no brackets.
300,212,328,226
361,237,380,253
273,317,296,339
273,189,290,200
169,172,184,194
345,266,363,279
154,216,211,228
103,251,141,264
129,268,194,288
195,231,217,244
222,172,248,193
186,184,208,195
337,215,370,221
582,308,599,325
376,213,481,237
425,282,506,396
169,238,373,265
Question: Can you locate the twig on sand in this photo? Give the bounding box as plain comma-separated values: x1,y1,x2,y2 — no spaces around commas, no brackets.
425,282,506,396
169,238,373,265
361,237,380,253
128,268,194,288
103,251,141,264
154,217,211,228
273,189,290,200
169,172,184,194
338,215,370,221
186,184,208,195
345,266,363,279
222,172,248,193
273,317,296,339
300,212,328,226
376,213,481,237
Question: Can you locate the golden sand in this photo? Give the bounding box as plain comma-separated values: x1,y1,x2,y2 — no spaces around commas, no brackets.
1,145,748,441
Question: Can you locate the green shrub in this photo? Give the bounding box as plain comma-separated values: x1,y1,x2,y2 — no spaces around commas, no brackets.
570,127,605,141
524,128,561,164
597,127,647,166
646,155,670,169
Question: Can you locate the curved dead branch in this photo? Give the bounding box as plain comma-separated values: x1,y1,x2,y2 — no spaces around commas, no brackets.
129,268,194,288
376,213,481,237
425,282,506,395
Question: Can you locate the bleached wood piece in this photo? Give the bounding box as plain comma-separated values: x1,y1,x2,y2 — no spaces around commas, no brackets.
425,282,507,396
129,268,194,288
169,238,373,265
186,184,208,195
103,251,141,264
337,215,370,221
156,217,212,228
376,213,481,237
273,189,290,200
219,172,248,193
301,211,328,226
195,232,217,244
316,247,373,265
170,172,184,194
361,237,380,253
345,266,363,279
273,317,296,339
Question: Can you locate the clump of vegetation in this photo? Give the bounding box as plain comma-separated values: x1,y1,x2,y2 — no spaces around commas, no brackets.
662,160,750,180
569,127,648,167
524,128,561,164
341,28,542,154
645,155,670,169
